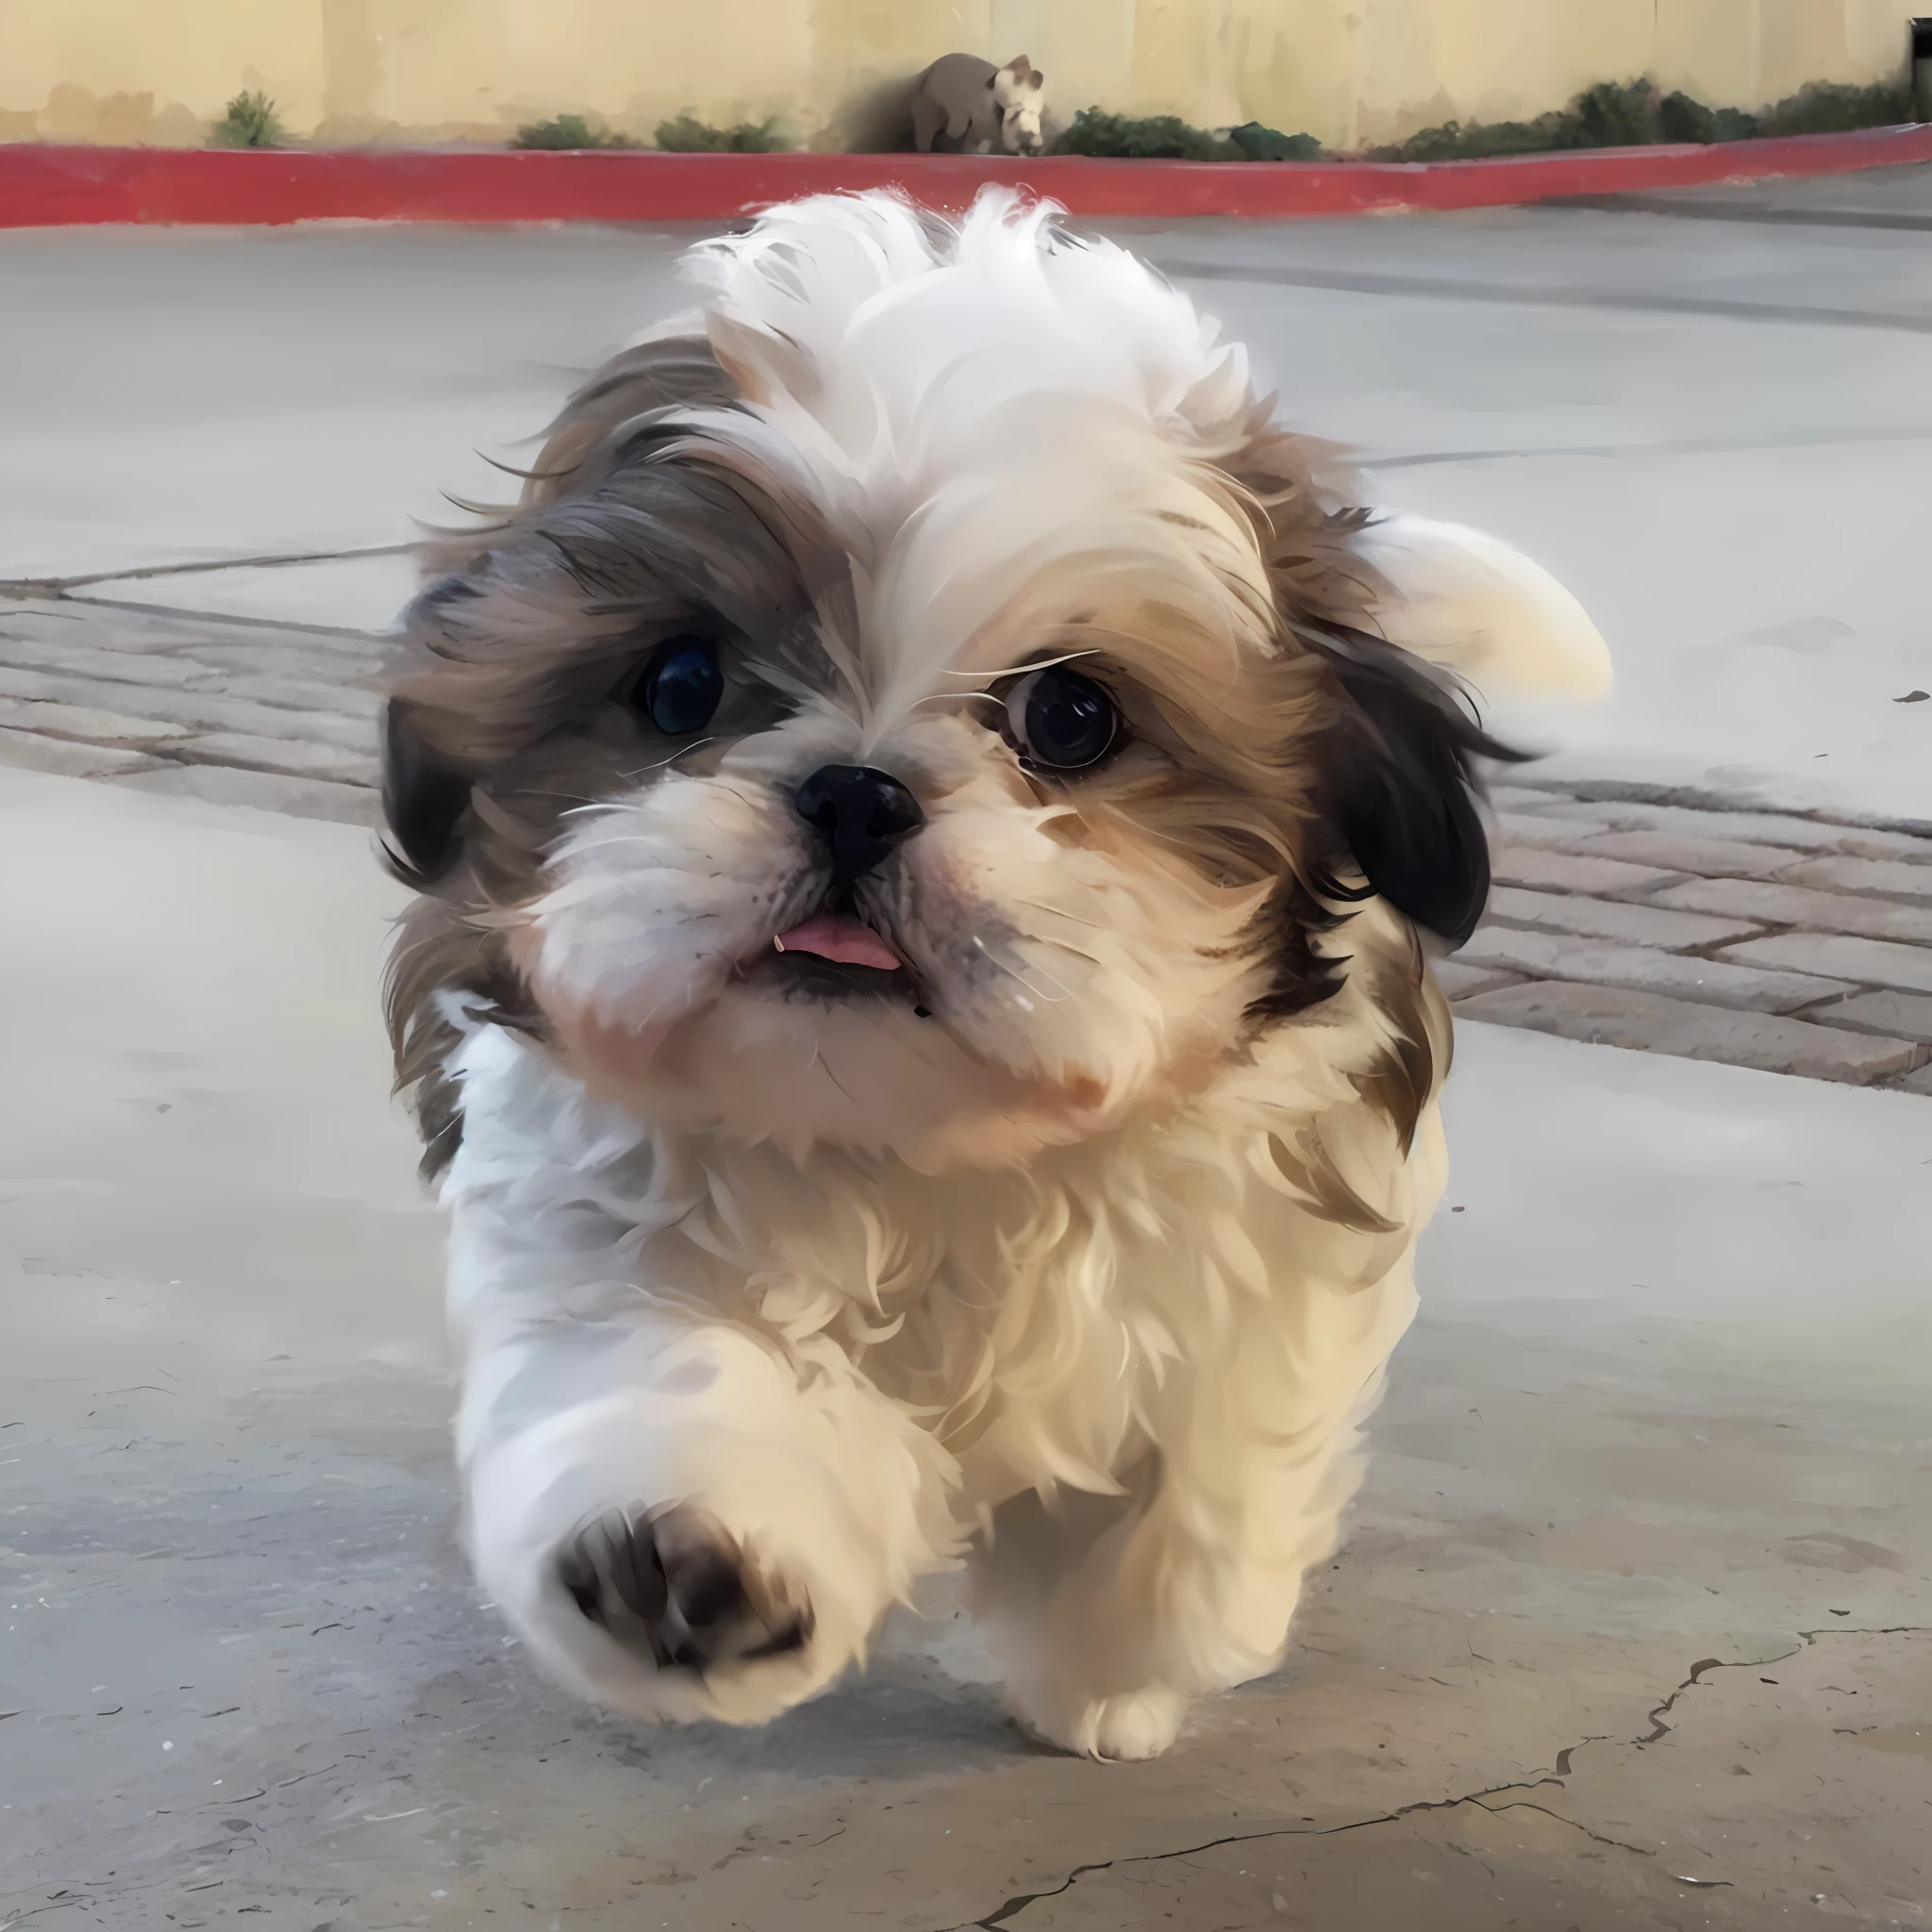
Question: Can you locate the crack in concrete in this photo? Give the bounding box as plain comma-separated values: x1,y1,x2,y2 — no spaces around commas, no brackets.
1636,1655,1731,1744
0,543,411,597
54,592,387,643
934,1778,1643,1930
1633,1625,1931,1747
941,1626,1931,1930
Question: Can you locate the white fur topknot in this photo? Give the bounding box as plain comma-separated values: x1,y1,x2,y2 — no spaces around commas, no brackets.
662,196,1287,743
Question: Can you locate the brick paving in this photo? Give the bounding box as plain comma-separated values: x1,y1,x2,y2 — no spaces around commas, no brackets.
0,591,384,824
2,586,1928,1093
1458,782,1932,1091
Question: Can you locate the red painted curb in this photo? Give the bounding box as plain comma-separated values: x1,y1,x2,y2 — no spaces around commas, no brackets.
4,123,1931,228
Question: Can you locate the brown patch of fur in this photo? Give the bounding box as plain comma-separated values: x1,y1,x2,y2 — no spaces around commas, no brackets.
1221,414,1467,1150
384,333,819,1175
1263,1126,1403,1236
1028,414,1393,1035
1350,926,1450,1158
385,894,545,1181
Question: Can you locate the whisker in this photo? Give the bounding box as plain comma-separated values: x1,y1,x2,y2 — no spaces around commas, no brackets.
971,934,1069,1004
932,646,1104,681
813,1049,861,1109
1014,897,1113,932
1118,817,1216,857
614,736,721,778
905,689,1004,714
708,782,768,818
1028,932,1106,969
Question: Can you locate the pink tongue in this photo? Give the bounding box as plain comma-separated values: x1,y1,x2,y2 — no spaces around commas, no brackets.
774,914,903,972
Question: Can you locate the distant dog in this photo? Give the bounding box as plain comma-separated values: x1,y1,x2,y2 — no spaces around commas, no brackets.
913,53,1046,154
383,191,1608,1760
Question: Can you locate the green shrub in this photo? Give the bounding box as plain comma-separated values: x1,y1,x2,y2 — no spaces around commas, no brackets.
1376,72,1910,162
1759,79,1913,137
1223,121,1324,162
1566,78,1663,147
1052,109,1323,161
514,109,798,153
208,89,285,150
510,113,638,150
1056,110,1222,159
654,114,789,153
1376,81,1660,160
1382,113,1559,161
1655,91,1761,143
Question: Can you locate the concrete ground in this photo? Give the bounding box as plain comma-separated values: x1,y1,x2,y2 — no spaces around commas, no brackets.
2,168,1930,1930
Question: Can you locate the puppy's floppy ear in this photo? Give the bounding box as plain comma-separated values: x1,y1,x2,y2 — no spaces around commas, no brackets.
381,698,472,888
1355,515,1611,703
1298,512,1607,944
379,329,738,892
1309,630,1524,948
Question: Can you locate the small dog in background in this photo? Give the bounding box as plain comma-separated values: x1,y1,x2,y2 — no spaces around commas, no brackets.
913,53,1047,154
382,191,1607,1761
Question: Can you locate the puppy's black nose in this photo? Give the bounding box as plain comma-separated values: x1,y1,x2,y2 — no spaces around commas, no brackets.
794,764,924,885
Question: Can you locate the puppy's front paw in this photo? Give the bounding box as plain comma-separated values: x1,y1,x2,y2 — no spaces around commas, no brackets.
1084,1688,1187,1761
1011,1684,1188,1761
555,1503,812,1676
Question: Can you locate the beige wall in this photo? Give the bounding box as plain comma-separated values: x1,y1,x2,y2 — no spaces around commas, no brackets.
0,0,1918,151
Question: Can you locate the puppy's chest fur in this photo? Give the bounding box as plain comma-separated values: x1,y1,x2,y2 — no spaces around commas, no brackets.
441,973,1445,1519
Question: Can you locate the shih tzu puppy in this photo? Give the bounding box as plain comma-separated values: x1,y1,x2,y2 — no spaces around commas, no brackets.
381,190,1608,1761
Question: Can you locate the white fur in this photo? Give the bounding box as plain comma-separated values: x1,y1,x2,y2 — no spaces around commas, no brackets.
444,947,1440,1752
432,192,1599,1758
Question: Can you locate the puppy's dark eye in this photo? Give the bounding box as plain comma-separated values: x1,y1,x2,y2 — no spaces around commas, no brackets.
1005,667,1119,772
629,636,723,735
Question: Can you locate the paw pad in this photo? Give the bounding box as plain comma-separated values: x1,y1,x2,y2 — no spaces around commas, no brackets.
554,1503,811,1675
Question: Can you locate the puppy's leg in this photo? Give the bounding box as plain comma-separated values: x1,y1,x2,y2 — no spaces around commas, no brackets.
972,1471,1185,1760
458,1309,958,1725
984,1263,1421,1761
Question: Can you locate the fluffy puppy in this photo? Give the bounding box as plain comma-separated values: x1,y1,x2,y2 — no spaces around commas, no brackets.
382,190,1607,1761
